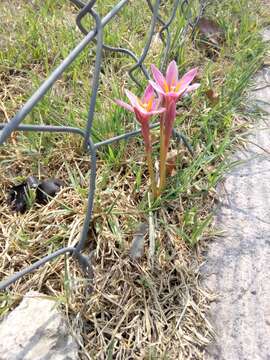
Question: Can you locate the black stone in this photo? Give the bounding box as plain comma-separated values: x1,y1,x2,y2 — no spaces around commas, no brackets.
36,179,64,204
7,176,39,213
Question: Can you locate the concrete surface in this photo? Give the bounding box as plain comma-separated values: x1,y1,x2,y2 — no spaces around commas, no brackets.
203,30,270,360
0,291,79,360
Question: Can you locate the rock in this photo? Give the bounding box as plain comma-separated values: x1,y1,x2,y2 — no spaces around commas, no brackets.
262,26,270,42
36,179,64,204
129,222,148,260
0,291,79,360
7,176,39,213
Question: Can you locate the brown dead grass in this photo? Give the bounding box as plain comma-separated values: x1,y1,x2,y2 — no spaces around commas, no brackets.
0,138,215,359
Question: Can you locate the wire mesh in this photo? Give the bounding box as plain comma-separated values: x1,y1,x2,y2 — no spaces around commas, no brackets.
0,0,207,290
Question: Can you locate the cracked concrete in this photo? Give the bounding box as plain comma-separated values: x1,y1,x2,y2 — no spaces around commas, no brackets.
203,30,270,360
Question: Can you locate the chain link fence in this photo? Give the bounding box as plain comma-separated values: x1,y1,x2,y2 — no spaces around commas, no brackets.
0,0,207,290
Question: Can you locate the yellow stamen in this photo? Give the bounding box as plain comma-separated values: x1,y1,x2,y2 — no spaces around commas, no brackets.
147,96,153,111
164,80,169,93
175,81,182,92
139,100,147,110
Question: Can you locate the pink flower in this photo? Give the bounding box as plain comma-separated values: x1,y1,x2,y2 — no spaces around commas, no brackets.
115,84,164,118
149,61,199,196
115,84,165,151
150,60,199,101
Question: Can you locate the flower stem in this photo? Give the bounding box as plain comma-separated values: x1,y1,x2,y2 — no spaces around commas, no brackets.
146,150,157,199
158,138,167,196
157,113,167,197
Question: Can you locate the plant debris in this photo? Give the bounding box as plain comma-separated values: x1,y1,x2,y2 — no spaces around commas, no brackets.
7,177,64,213
7,176,39,213
0,147,215,358
129,222,148,260
205,89,220,105
166,149,179,177
196,18,224,46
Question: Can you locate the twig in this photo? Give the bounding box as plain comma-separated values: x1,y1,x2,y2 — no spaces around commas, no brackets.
241,138,270,155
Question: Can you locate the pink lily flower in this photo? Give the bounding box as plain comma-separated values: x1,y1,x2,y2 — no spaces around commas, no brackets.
150,60,199,102
115,84,165,152
115,84,165,198
149,61,200,196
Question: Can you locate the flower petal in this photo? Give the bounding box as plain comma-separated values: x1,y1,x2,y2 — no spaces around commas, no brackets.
134,107,148,125
115,99,134,112
142,84,154,103
176,68,198,93
149,80,166,96
152,97,163,110
167,92,180,100
125,89,139,108
151,64,166,90
185,83,200,92
182,83,200,97
136,103,153,116
166,60,178,87
148,108,166,116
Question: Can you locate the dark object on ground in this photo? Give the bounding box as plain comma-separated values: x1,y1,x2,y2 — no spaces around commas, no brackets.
7,176,39,213
36,179,64,204
7,177,64,212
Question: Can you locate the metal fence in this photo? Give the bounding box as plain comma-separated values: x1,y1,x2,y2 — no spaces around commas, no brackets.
0,0,207,290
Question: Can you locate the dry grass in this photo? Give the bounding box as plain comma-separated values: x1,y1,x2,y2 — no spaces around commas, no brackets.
0,141,215,359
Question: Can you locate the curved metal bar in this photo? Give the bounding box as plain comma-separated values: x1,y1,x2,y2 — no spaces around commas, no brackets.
146,0,166,28
172,128,193,156
145,0,170,66
83,5,103,148
128,0,160,86
76,138,97,252
94,122,193,156
160,0,180,34
159,0,180,70
0,247,76,290
69,0,86,9
0,246,93,290
181,0,207,33
0,0,129,145
179,0,193,37
75,1,149,86
95,122,160,148
76,0,97,35
0,0,202,291
0,123,86,137
73,251,93,280
102,44,149,87
190,0,208,32
147,0,180,71
73,2,101,250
